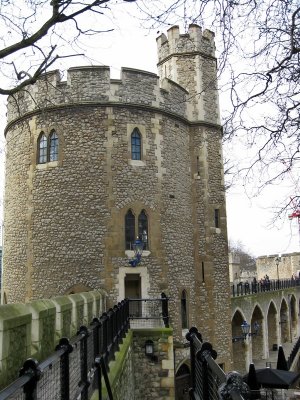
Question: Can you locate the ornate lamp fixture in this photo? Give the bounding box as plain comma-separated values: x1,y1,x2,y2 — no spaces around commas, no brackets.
232,320,260,342
128,236,146,267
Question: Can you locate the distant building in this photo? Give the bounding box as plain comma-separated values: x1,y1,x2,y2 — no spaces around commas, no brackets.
229,252,257,283
256,253,300,280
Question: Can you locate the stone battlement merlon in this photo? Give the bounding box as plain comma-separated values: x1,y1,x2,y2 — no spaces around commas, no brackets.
156,24,216,63
6,65,189,125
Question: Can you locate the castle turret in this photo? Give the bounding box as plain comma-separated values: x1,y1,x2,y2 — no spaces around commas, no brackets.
157,24,219,124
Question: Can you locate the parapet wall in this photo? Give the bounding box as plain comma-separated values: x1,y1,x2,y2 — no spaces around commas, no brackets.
6,66,188,126
156,24,216,63
0,290,107,389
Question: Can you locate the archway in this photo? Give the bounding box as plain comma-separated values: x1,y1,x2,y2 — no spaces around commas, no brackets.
251,305,264,360
279,299,289,343
290,295,297,340
232,310,247,371
267,302,278,351
175,363,191,400
65,283,93,294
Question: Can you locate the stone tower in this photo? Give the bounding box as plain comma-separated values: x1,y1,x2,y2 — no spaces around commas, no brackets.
3,25,232,368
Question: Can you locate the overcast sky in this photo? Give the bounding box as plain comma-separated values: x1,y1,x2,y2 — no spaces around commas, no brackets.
0,6,299,257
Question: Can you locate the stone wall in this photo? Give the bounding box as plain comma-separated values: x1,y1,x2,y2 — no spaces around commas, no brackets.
0,290,106,389
256,253,300,280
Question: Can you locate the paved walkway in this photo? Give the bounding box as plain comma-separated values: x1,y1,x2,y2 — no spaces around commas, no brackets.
253,341,300,400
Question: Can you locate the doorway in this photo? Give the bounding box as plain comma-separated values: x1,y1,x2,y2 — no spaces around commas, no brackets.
125,274,141,299
175,364,191,400
125,274,141,318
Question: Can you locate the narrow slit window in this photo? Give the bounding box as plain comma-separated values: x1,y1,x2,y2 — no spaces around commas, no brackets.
125,209,135,250
38,133,47,164
49,131,59,161
131,128,141,160
138,209,148,250
181,290,188,329
214,209,220,228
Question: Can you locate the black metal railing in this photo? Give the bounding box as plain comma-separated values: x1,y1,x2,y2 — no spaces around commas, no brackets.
128,293,169,328
287,335,300,369
0,300,130,400
186,327,250,400
0,295,169,400
232,278,300,297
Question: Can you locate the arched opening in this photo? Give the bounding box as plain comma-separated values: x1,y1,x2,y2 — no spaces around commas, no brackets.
251,305,264,361
267,302,278,351
131,128,141,160
232,310,247,372
138,209,148,249
65,283,93,294
125,209,135,250
280,299,289,343
49,130,59,161
290,295,297,340
175,363,191,400
37,132,47,164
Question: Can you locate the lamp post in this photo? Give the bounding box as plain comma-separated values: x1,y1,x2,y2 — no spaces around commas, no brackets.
241,320,250,339
232,320,260,342
275,255,281,289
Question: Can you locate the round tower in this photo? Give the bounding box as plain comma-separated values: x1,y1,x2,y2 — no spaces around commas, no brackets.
3,25,232,370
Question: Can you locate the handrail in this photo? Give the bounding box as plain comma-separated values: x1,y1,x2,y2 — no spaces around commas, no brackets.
0,299,131,400
186,327,249,400
287,335,300,369
231,278,300,297
0,296,169,400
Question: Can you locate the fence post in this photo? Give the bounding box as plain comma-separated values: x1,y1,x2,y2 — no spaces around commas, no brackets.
19,358,41,400
55,337,73,400
161,292,169,328
77,326,89,400
186,327,202,399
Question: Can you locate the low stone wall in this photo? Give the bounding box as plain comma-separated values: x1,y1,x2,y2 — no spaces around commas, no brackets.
94,328,175,400
132,328,174,400
0,290,107,389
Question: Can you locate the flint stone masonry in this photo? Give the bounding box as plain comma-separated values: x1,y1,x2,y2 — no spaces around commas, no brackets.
0,290,106,389
3,24,232,370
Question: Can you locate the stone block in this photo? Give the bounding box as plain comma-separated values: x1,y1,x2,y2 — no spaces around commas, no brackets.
26,299,56,360
0,304,32,389
49,296,72,343
79,292,95,325
68,293,85,335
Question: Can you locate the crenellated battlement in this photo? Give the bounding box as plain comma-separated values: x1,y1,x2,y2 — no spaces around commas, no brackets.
6,65,188,126
156,24,215,64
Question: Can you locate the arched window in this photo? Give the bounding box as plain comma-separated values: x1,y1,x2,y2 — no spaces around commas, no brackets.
125,209,135,250
38,133,47,164
138,209,148,250
131,128,141,160
181,290,188,329
49,130,59,161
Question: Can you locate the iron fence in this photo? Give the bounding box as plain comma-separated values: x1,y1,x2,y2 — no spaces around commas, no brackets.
0,295,169,400
0,300,131,400
232,278,300,297
128,293,169,328
186,327,251,400
287,335,300,369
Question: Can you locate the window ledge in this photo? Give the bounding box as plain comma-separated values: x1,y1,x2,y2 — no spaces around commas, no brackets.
129,160,145,167
36,161,59,170
125,250,150,258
